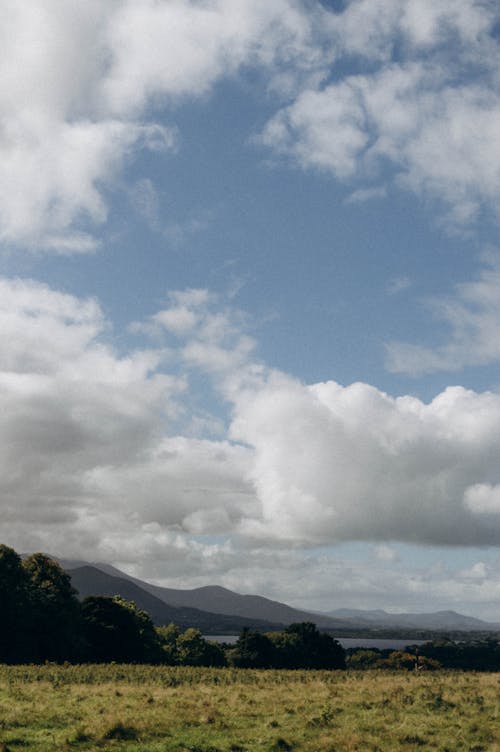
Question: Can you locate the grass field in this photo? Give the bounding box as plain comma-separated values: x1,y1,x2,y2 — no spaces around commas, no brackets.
0,665,498,752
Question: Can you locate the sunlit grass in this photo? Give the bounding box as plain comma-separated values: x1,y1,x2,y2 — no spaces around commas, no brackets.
0,665,498,751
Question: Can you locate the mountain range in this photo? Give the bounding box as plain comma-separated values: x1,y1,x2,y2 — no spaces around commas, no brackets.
325,608,499,632
56,557,500,635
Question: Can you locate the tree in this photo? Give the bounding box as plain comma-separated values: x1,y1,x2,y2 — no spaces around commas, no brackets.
22,552,82,661
156,623,181,664
81,596,161,663
176,628,226,667
269,623,345,669
346,649,381,669
0,545,30,662
228,628,275,668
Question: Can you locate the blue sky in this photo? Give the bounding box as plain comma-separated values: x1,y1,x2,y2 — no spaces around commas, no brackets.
1,0,500,619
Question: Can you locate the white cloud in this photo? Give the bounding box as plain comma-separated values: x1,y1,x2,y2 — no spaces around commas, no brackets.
101,0,324,113
458,560,489,580
0,0,326,252
0,278,259,562
261,1,500,226
464,484,500,515
2,0,497,251
386,253,500,374
345,186,388,204
374,544,398,562
126,543,500,621
230,376,500,546
4,1,498,251
2,277,500,577
328,0,495,58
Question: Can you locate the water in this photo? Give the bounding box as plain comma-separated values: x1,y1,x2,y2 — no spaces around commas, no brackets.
203,635,426,650
203,635,239,644
337,637,425,650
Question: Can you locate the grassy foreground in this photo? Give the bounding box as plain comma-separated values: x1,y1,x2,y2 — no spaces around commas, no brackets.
0,665,498,752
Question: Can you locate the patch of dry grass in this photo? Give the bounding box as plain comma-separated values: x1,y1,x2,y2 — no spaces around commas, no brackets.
0,666,498,751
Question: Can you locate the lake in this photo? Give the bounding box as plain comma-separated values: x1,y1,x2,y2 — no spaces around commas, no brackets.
203,635,426,650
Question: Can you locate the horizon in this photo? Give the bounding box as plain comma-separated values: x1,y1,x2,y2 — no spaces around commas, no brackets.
44,554,500,624
1,1,500,621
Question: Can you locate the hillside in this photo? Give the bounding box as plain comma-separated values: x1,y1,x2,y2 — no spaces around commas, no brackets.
60,557,500,634
327,608,500,631
67,560,350,630
67,566,285,633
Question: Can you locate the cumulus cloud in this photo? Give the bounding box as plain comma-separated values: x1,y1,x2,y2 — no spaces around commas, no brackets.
261,0,500,226
3,1,498,251
0,0,326,252
230,376,500,546
0,277,254,560
464,484,500,515
2,277,500,575
386,253,500,374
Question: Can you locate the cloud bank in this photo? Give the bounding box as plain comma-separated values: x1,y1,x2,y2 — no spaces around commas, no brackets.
1,278,499,565
0,0,323,251
1,0,498,251
261,0,500,227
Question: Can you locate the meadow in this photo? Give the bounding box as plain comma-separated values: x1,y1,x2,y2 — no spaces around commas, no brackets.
0,665,498,752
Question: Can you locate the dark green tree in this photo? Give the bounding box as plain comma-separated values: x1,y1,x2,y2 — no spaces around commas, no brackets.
269,622,345,669
176,628,226,667
0,545,30,662
156,622,181,664
228,627,276,668
22,553,82,661
81,596,161,663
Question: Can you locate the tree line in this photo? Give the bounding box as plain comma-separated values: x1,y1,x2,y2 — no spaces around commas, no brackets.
346,639,500,671
0,545,345,668
3,545,498,670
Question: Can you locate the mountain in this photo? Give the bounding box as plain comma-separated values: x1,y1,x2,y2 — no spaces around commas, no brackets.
326,608,500,631
59,558,350,630
67,565,285,633
58,557,500,634
73,561,350,629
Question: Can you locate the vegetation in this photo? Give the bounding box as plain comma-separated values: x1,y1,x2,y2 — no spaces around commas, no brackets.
0,545,344,669
346,641,500,672
2,543,500,750
3,544,500,672
0,664,498,751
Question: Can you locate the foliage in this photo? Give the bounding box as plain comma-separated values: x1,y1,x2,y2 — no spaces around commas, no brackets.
81,595,161,663
22,552,82,662
413,638,500,671
228,623,345,670
0,545,226,666
0,546,82,663
156,622,181,664
2,544,499,673
227,627,276,668
269,622,346,670
0,545,30,663
346,639,500,671
176,628,226,667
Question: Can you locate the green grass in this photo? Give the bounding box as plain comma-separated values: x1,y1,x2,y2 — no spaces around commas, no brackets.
0,665,498,751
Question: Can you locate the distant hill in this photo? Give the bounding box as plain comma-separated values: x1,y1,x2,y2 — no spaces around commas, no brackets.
64,560,350,630
67,566,285,633
326,608,500,632
57,556,500,634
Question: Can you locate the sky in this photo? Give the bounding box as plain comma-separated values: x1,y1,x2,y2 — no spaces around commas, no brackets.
1,0,500,620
